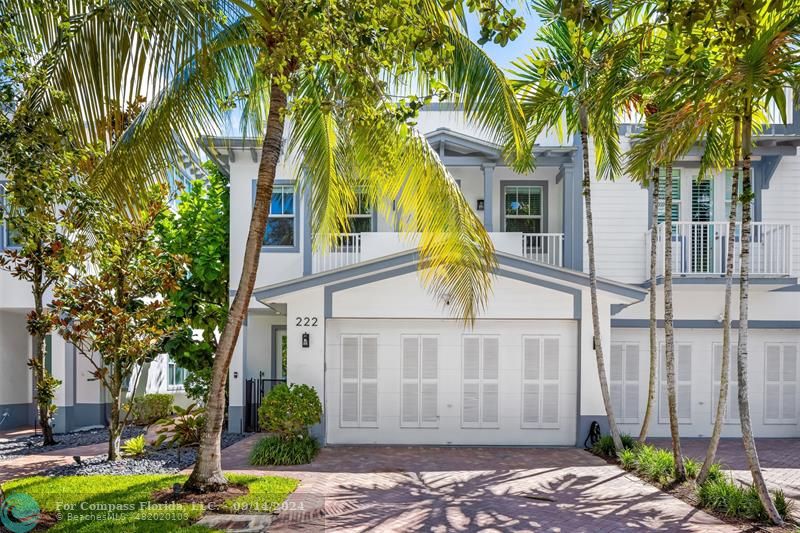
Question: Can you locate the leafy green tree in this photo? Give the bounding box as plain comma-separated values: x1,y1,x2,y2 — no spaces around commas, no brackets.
513,0,633,453
52,187,187,461
156,162,229,402
0,16,94,445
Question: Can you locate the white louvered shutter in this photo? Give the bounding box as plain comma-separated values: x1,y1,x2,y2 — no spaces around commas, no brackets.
420,336,439,426
677,344,692,421
522,337,541,427
482,337,500,426
462,337,481,427
401,336,420,426
659,344,667,422
624,344,640,422
765,344,798,423
360,336,378,426
541,338,560,426
711,344,739,423
610,344,624,421
341,336,360,426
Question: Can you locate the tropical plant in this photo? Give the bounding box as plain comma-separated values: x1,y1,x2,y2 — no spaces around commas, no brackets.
513,0,634,453
258,384,322,439
156,161,230,404
121,435,147,458
698,478,793,522
249,434,319,466
153,403,207,449
591,433,635,457
52,186,186,461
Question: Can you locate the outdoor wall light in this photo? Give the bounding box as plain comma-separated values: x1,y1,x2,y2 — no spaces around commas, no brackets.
476,199,485,211
302,332,310,348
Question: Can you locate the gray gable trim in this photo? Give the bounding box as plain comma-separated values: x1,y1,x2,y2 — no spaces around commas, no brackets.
255,248,646,303
611,319,800,329
496,268,582,319
771,283,800,292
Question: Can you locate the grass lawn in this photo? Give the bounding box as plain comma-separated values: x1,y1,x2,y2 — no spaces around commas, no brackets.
1,473,298,532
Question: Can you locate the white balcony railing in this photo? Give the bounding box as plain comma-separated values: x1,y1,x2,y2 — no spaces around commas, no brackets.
523,233,564,267
312,233,362,273
311,232,567,274
646,222,792,277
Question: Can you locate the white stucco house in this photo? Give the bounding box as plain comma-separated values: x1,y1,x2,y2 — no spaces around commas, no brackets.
1,105,798,445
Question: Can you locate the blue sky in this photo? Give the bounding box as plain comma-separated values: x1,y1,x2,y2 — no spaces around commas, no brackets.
465,9,540,69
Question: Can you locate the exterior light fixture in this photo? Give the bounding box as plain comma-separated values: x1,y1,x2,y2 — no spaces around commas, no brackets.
477,199,485,211
302,332,310,348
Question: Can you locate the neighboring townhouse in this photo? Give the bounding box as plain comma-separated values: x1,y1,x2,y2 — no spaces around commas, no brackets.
0,158,203,433
202,103,799,445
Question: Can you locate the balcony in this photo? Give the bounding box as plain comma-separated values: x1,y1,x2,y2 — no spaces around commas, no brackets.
646,222,793,278
312,232,565,274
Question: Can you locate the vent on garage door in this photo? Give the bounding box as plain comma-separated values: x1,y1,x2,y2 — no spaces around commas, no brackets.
462,336,499,428
610,343,639,424
401,335,439,428
341,335,378,428
659,343,692,423
764,343,798,424
711,343,739,423
521,336,560,428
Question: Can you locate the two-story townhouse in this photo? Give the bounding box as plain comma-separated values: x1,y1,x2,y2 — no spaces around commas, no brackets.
203,103,798,446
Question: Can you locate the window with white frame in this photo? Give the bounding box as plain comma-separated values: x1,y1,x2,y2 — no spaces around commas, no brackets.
764,343,798,424
401,335,438,428
0,181,18,249
711,343,739,424
504,185,543,233
610,342,640,424
658,343,692,423
462,335,499,428
262,184,295,247
521,336,560,428
168,359,188,388
657,168,682,223
340,335,378,427
347,189,373,233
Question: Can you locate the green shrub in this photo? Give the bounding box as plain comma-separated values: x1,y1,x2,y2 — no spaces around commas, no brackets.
591,433,636,457
121,435,147,457
684,457,699,480
126,393,173,425
619,448,636,470
258,384,322,438
153,403,205,449
249,435,319,466
706,462,724,483
698,477,793,521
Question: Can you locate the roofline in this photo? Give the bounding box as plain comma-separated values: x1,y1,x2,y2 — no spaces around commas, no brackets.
252,249,647,302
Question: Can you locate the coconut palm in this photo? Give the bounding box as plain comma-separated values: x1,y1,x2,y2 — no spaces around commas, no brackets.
513,0,635,453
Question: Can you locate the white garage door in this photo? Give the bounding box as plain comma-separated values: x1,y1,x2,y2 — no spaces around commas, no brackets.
325,319,577,445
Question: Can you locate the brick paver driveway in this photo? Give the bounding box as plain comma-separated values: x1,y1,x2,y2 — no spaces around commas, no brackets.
225,443,736,532
652,438,800,502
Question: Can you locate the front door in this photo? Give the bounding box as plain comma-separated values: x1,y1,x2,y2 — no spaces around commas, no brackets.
273,328,287,380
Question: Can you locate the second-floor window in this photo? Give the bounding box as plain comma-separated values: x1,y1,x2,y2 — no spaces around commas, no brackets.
347,189,373,233
264,184,295,247
657,168,682,223
504,185,542,233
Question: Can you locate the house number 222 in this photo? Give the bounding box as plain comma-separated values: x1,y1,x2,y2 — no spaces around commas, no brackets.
295,317,318,326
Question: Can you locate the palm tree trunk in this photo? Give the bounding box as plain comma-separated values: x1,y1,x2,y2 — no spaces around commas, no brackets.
698,116,740,484
579,109,623,452
185,83,287,492
639,167,659,442
663,163,685,481
736,106,782,524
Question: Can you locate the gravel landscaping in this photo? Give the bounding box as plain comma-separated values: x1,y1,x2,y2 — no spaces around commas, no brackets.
44,432,248,476
0,426,146,459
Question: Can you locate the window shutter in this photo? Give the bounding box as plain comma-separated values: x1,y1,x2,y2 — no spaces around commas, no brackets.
610,344,624,420
522,337,541,426
462,337,481,427
341,336,360,426
462,336,500,428
360,336,378,426
765,343,782,422
677,344,692,421
766,344,798,424
711,343,739,423
401,337,420,426
541,338,560,425
420,337,438,426
783,345,797,420
624,344,640,422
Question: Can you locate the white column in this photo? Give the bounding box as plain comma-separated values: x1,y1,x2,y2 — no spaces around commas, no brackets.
50,334,72,433
228,314,247,433
578,289,613,438
482,163,495,231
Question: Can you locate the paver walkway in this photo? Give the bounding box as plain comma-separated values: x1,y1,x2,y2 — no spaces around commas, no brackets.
221,439,737,532
652,437,800,502
0,442,107,482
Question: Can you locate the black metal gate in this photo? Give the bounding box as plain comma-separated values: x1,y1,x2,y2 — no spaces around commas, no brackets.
244,378,287,432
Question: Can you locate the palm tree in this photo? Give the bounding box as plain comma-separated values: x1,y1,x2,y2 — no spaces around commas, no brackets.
640,165,658,442
513,0,633,453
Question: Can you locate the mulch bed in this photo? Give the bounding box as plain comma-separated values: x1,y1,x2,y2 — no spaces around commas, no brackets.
152,484,249,509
